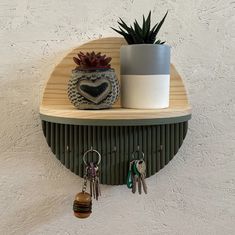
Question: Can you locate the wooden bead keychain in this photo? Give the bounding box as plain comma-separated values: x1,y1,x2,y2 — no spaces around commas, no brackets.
73,147,101,219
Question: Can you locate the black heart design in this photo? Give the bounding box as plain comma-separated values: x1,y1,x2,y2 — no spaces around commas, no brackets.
77,79,111,104
80,83,108,98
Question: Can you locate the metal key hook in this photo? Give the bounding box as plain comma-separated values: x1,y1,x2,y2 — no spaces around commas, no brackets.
83,147,101,165
132,146,145,160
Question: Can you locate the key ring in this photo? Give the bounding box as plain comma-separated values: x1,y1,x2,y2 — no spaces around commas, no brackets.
83,147,101,165
132,149,145,160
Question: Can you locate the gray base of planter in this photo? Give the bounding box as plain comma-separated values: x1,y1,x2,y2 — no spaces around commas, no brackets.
42,120,188,185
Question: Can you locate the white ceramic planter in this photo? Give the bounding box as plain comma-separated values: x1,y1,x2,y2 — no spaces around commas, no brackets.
120,44,171,109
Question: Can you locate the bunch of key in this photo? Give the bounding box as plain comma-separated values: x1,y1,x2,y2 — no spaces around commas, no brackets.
73,148,102,218
127,159,147,194
86,162,101,200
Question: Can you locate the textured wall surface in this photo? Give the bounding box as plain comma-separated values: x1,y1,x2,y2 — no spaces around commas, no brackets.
0,0,235,234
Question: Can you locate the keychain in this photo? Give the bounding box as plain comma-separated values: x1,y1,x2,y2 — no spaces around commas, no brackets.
73,147,101,218
126,149,147,195
73,166,92,219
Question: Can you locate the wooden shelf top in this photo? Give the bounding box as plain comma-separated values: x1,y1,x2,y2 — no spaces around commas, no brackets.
40,37,191,125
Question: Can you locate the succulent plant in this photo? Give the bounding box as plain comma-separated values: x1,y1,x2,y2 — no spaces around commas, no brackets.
111,11,168,45
73,51,112,70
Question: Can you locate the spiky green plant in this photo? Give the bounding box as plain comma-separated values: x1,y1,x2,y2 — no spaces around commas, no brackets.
111,11,168,44
73,51,112,70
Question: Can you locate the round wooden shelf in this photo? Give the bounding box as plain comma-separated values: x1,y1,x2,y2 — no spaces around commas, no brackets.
40,37,191,126
40,37,192,185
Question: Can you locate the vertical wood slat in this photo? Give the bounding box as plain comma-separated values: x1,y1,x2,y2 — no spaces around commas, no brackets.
156,125,161,172
92,126,97,163
119,126,124,185
96,126,102,181
42,121,46,136
142,126,147,175
106,126,111,185
42,120,188,185
87,126,92,163
147,126,151,176
50,123,55,154
101,126,106,184
46,121,51,147
69,125,74,171
83,126,88,176
74,125,78,174
65,124,69,168
183,121,188,139
174,123,179,155
110,126,114,185
160,125,165,169
60,124,65,165
179,122,184,147
78,126,83,176
152,125,156,175
124,126,128,183
129,126,134,160
170,124,175,160
165,124,170,165
115,126,120,185
55,123,60,160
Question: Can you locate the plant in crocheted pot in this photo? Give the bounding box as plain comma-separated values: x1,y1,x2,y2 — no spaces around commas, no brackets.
68,51,120,110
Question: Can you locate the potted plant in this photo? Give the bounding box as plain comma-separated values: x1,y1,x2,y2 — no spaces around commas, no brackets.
68,51,120,110
111,11,170,109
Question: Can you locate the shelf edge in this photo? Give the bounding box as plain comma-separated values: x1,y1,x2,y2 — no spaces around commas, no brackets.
40,113,192,126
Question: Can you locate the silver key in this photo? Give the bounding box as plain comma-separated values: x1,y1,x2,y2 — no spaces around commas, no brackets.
136,160,147,194
87,162,101,200
138,173,142,194
132,160,141,194
95,164,101,200
133,160,141,195
132,173,138,194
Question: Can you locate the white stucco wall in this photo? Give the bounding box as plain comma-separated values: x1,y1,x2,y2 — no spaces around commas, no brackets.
0,0,234,234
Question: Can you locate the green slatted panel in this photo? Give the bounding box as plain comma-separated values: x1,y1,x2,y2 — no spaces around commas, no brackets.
42,120,188,185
